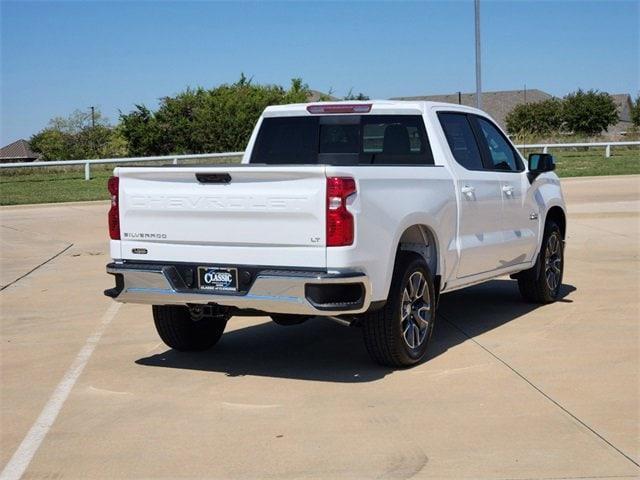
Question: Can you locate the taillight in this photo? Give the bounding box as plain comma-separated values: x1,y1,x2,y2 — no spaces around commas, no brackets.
326,177,356,247
107,176,120,240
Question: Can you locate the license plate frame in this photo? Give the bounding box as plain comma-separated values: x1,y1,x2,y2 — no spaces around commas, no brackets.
197,266,238,292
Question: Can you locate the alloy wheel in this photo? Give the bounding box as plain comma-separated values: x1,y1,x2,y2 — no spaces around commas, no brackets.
544,232,562,292
400,271,431,349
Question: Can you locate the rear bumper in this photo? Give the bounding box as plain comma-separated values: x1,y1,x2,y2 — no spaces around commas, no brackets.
105,262,371,316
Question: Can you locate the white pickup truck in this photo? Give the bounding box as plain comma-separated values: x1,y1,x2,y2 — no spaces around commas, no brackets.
105,101,566,367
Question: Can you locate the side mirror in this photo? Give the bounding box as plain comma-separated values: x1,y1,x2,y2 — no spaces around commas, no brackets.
528,153,555,173
528,153,555,181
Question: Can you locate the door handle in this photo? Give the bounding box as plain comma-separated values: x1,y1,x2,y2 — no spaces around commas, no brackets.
502,184,514,196
461,185,475,197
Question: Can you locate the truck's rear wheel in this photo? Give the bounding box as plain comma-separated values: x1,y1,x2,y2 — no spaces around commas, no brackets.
152,305,228,351
362,252,436,367
517,220,564,303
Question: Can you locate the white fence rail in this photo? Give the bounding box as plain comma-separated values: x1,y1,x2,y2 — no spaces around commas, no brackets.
0,152,243,180
513,141,640,158
0,141,638,181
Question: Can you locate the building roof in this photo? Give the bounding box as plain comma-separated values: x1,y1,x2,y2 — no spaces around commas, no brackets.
306,90,338,102
391,89,554,129
0,139,39,160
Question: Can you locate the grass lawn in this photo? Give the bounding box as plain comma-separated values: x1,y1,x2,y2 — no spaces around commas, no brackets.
1,169,113,206
0,157,240,206
534,149,639,178
1,150,638,206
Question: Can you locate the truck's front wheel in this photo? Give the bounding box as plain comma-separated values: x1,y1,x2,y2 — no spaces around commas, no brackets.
517,220,564,303
152,305,228,351
362,253,436,367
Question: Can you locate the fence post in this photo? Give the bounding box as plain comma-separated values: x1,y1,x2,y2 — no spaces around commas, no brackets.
84,162,91,180
173,157,178,165
605,144,611,158
543,146,548,154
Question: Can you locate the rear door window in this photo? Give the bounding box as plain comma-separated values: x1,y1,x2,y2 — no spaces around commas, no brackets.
250,115,434,165
437,112,485,170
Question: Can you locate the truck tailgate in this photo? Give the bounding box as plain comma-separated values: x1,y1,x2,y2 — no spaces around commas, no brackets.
116,165,327,268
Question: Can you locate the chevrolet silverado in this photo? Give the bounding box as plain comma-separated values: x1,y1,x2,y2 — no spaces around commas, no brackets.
105,101,566,367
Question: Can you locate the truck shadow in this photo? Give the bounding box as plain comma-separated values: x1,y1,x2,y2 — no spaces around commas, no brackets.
136,279,576,383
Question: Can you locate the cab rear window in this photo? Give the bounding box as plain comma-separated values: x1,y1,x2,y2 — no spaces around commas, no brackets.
250,115,434,166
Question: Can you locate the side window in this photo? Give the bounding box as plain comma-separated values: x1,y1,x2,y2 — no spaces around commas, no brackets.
437,112,484,170
475,117,522,171
361,115,434,165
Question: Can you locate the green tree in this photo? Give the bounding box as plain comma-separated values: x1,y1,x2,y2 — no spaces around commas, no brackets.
561,89,618,136
505,98,563,136
118,105,162,157
631,95,640,127
30,128,72,161
30,108,127,160
120,76,311,155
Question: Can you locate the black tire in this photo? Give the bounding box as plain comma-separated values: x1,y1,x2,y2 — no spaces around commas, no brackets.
362,252,436,367
517,220,564,303
270,314,310,326
152,305,228,351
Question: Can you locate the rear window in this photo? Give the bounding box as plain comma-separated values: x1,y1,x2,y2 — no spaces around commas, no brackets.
250,115,434,166
437,112,485,171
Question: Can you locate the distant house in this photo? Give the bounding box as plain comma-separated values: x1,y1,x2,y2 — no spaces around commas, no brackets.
391,89,634,137
0,139,40,163
307,90,338,102
391,89,553,131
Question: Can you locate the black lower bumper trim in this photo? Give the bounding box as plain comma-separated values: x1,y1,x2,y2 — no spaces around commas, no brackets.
304,283,365,311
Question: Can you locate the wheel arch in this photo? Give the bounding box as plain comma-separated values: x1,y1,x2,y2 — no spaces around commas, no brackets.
396,224,439,276
545,205,567,239
374,210,452,304
394,223,443,304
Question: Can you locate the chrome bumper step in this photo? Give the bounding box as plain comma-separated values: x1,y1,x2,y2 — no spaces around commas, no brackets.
105,262,371,315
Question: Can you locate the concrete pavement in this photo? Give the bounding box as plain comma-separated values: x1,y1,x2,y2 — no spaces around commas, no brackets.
1,175,638,479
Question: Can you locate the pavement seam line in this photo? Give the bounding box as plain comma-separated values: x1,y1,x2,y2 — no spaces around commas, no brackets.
439,313,640,470
495,474,639,480
0,302,121,480
0,243,73,291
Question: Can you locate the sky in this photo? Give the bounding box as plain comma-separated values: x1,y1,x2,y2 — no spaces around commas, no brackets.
1,0,638,145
